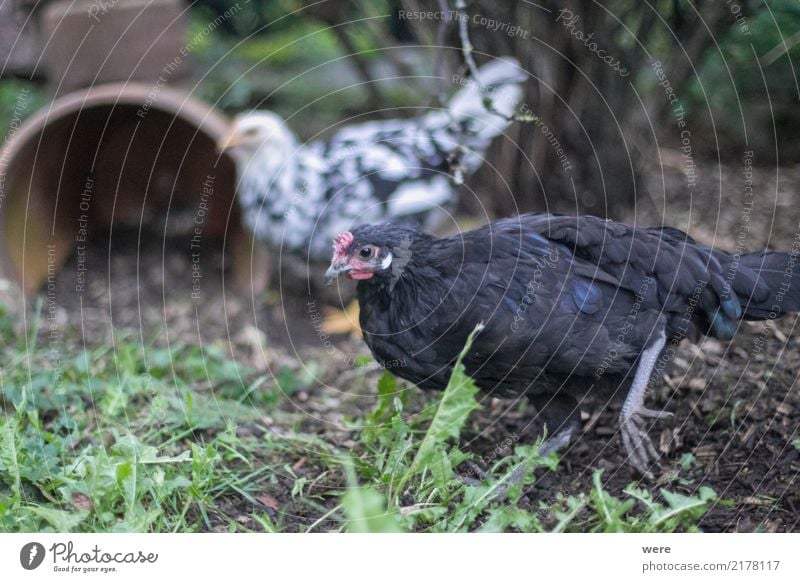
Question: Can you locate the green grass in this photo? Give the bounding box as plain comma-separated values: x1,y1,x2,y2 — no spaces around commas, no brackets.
0,308,718,532
337,327,717,533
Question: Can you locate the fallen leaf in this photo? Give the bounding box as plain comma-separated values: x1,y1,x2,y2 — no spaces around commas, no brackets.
687,378,706,391
256,493,280,511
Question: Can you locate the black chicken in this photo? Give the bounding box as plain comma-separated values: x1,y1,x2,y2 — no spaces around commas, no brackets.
325,214,800,475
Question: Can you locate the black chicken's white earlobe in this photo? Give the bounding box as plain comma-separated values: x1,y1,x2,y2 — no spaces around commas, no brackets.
381,252,393,270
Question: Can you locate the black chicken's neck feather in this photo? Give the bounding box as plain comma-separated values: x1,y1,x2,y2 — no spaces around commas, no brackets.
355,230,450,327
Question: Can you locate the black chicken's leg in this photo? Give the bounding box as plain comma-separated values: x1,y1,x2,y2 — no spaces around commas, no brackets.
464,392,581,494
619,326,672,477
530,392,582,456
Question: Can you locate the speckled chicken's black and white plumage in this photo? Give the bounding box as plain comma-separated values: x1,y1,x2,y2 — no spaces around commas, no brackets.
325,214,800,475
220,58,525,262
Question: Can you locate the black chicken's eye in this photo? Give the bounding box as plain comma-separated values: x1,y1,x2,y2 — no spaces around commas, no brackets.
359,246,373,259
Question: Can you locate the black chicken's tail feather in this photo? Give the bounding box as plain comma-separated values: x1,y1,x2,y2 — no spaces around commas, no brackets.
735,250,800,320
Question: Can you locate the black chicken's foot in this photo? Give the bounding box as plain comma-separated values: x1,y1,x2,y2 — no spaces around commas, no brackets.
457,460,488,486
538,428,575,457
457,425,577,499
619,327,672,477
493,427,578,497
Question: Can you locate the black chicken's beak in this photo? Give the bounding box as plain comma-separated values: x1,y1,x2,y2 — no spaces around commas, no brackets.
324,262,351,286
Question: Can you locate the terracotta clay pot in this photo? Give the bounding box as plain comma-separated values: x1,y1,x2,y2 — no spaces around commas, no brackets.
0,82,240,295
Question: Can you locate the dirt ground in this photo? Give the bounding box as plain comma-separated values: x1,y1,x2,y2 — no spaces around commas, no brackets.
49,156,800,532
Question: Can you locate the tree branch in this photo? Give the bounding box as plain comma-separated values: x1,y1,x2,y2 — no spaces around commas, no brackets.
454,0,482,85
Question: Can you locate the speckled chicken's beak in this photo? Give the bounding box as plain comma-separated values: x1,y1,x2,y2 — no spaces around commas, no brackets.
216,129,241,151
324,262,351,286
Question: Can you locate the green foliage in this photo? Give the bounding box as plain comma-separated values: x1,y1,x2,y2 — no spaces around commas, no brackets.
1,314,721,533
336,326,718,533
687,0,800,144
0,79,48,134
624,484,718,533
401,324,483,490
0,330,268,532
0,400,210,532
235,21,344,67
341,463,403,533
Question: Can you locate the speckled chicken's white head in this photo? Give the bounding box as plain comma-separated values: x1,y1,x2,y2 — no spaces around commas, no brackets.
217,111,297,166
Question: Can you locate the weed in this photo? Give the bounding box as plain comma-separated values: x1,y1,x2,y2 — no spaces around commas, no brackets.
1,320,721,532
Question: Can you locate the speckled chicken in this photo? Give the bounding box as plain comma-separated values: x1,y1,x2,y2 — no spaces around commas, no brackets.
218,58,524,267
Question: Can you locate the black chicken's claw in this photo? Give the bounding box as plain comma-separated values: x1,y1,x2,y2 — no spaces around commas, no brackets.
458,426,578,501
498,463,527,492
483,462,530,501
638,408,674,420
457,460,489,486
490,425,578,500
620,411,660,478
538,429,574,457
457,460,526,499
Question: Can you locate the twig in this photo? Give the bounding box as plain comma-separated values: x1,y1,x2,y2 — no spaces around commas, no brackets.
452,0,525,123
454,0,482,86
761,29,800,67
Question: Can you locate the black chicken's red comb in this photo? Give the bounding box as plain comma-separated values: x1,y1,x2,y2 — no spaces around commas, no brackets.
332,231,354,259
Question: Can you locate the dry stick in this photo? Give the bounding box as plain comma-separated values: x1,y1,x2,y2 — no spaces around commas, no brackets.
448,0,525,181
454,0,523,126
761,29,800,66
454,0,482,86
